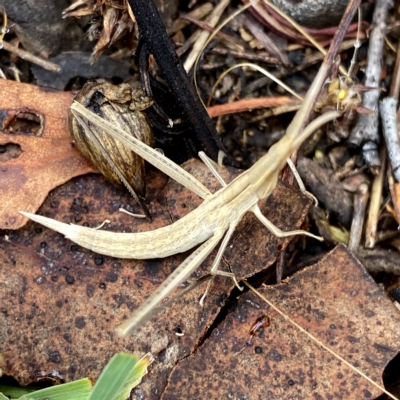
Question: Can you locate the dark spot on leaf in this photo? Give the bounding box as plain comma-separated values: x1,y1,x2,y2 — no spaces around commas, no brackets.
363,389,372,398
48,350,62,364
69,363,77,375
145,260,160,275
86,284,94,298
311,381,318,390
112,294,124,305
65,275,75,284
94,256,104,266
347,335,360,344
268,348,282,362
63,333,72,343
374,343,393,354
255,346,263,354
112,262,121,270
106,271,118,283
365,309,375,317
313,310,326,319
75,316,86,329
134,279,142,288
99,282,106,289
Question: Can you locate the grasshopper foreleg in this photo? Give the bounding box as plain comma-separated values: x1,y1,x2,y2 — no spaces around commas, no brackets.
198,151,228,187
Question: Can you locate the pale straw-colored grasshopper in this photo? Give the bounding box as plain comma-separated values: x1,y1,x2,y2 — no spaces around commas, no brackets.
20,31,343,337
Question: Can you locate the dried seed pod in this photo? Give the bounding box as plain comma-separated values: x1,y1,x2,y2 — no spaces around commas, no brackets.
68,81,154,218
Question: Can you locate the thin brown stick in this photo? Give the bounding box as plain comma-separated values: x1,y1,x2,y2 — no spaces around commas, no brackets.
242,14,289,65
2,41,60,72
207,96,293,117
178,12,244,47
388,167,400,224
391,30,400,100
168,2,213,34
365,146,387,248
348,183,369,252
209,46,279,64
184,0,230,71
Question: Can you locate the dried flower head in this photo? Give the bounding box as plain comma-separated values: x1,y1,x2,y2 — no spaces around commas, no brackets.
63,0,136,59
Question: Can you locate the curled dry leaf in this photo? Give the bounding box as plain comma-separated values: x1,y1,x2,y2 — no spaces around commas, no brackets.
0,79,95,229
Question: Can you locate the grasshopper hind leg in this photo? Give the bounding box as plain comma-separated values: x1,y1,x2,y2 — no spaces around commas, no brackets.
199,224,243,306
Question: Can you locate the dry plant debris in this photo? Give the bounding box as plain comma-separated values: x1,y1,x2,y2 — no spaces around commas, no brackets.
0,79,95,229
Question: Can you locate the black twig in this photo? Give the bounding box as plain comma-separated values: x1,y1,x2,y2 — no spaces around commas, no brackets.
127,0,226,161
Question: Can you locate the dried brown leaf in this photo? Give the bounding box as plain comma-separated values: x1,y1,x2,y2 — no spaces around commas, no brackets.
0,158,312,394
0,79,95,229
164,245,400,399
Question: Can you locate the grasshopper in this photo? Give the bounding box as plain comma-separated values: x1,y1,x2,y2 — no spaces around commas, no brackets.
20,51,341,337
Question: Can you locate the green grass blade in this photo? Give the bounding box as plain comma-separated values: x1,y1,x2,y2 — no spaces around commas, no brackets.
88,353,153,400
0,393,9,400
18,378,92,400
0,385,36,398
